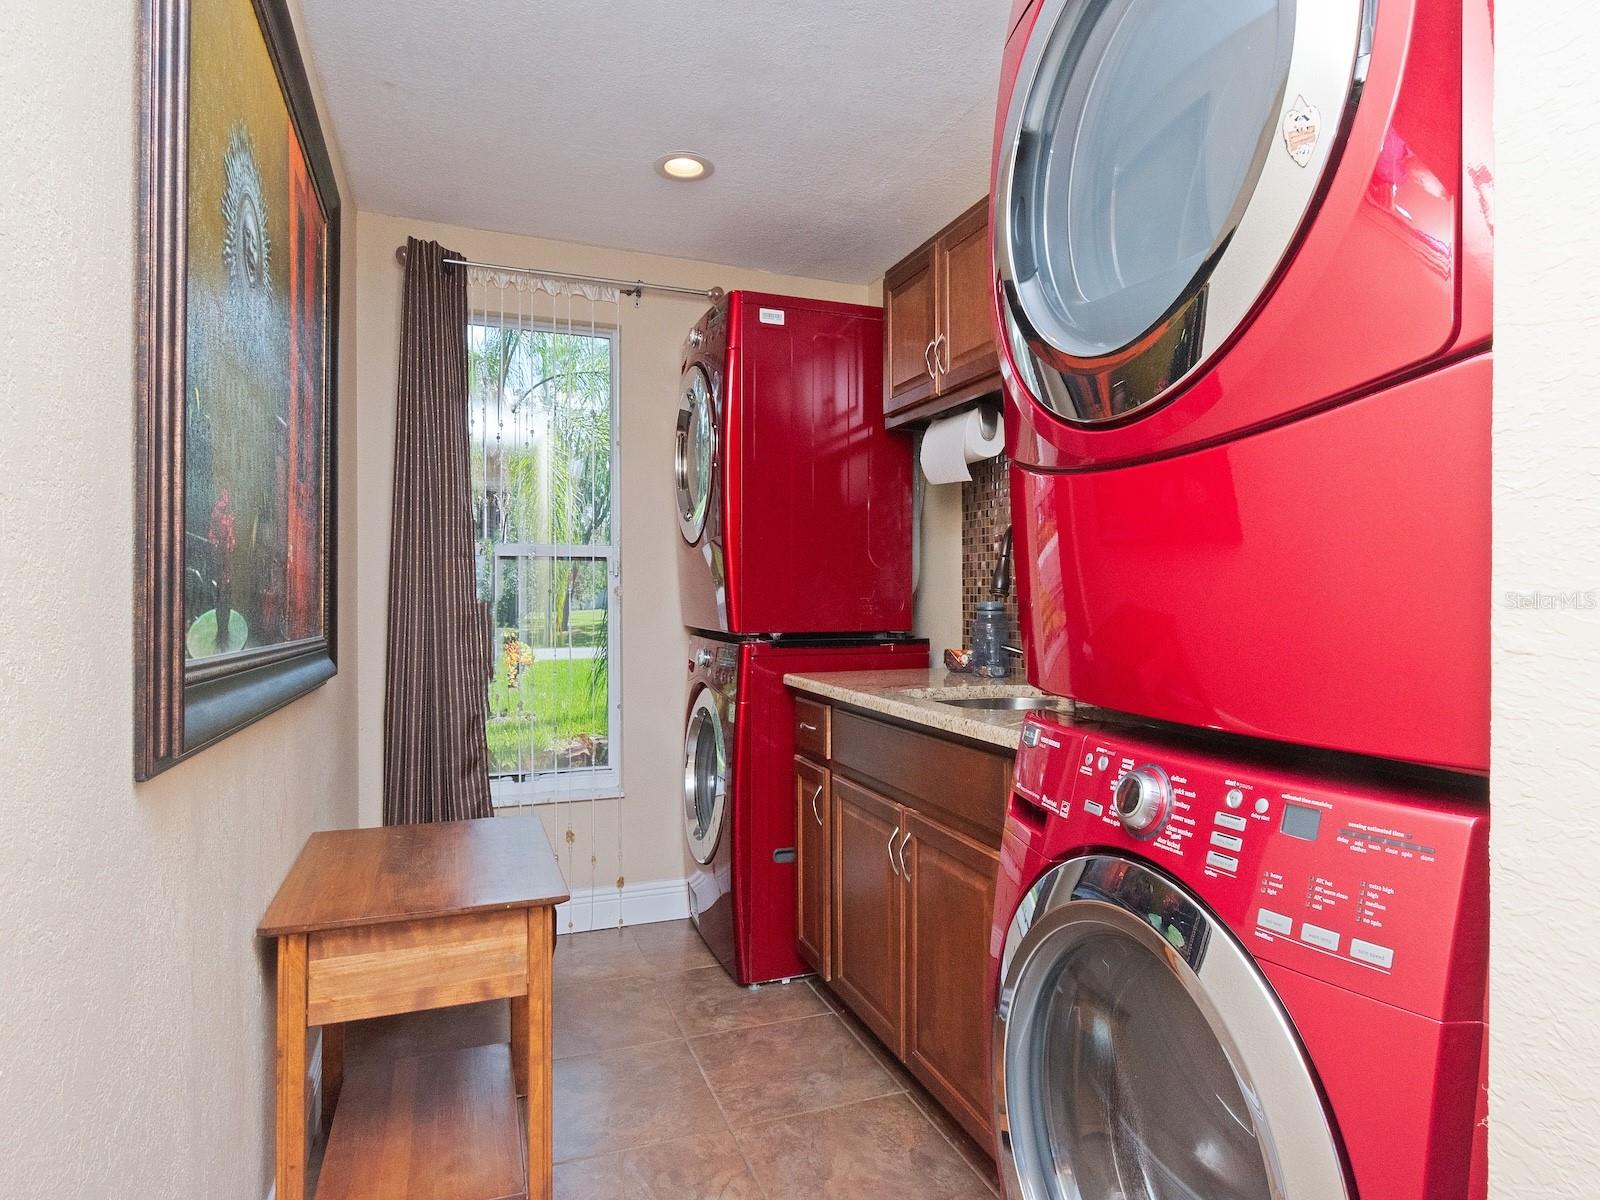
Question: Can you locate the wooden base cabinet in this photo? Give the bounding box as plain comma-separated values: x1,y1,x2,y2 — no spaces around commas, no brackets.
902,810,1001,1143
830,775,906,1055
795,755,832,980
796,701,1008,1153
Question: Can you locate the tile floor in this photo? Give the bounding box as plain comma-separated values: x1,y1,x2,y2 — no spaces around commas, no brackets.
330,919,1000,1199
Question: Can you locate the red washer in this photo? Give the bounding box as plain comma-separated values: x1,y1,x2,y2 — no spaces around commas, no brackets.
990,713,1488,1200
683,634,928,985
990,0,1492,770
675,292,915,637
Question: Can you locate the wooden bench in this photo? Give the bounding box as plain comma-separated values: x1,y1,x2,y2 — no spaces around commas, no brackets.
259,815,569,1200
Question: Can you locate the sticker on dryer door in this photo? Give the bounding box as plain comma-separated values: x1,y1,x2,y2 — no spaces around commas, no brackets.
1282,95,1321,167
758,307,786,325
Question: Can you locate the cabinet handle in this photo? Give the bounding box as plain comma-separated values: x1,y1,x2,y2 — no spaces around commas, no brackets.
924,339,937,380
810,783,824,826
886,827,902,878
934,333,948,375
896,831,912,881
799,721,818,733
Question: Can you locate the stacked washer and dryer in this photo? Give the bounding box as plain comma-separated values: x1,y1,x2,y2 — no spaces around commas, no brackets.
985,0,1492,1198
675,292,927,987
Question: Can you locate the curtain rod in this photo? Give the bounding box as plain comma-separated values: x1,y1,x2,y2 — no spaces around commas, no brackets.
392,244,723,302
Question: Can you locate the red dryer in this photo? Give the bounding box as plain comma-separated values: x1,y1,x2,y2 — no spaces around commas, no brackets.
990,0,1493,771
683,634,929,985
675,292,914,637
990,713,1489,1200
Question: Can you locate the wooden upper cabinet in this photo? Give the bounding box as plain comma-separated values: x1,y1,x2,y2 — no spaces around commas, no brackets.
937,202,1002,397
885,243,939,413
830,776,905,1056
902,808,1001,1150
794,755,832,981
882,197,1002,427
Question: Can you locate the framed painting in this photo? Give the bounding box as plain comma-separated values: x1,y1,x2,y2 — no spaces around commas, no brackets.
136,0,340,779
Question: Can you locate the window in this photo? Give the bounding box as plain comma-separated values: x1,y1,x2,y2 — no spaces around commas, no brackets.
468,316,620,804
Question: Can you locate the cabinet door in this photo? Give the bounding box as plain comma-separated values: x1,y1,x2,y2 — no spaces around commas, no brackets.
794,755,831,980
884,242,938,415
902,808,1001,1149
830,776,905,1055
935,199,1001,397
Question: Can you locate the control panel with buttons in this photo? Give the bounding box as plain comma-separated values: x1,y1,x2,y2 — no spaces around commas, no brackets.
1009,714,1488,1022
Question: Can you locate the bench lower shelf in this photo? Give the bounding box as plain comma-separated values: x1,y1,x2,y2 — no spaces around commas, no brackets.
314,1043,526,1200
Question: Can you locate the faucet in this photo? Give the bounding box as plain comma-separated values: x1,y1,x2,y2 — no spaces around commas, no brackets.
990,526,1014,598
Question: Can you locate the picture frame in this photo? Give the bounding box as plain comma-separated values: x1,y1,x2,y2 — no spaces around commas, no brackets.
135,0,340,780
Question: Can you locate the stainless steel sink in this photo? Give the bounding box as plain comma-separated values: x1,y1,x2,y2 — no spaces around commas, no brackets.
936,695,1064,711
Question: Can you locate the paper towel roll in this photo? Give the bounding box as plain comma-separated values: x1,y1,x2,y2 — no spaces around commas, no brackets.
919,405,1004,484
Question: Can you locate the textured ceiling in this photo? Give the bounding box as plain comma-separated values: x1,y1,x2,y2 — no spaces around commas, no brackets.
299,1,1008,282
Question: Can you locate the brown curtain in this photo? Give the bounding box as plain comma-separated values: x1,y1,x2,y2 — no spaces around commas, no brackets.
383,238,493,824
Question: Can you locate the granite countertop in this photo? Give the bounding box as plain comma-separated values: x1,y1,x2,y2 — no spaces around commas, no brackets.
783,667,1075,751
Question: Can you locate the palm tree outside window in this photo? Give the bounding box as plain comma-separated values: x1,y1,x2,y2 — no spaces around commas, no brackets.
467,314,620,804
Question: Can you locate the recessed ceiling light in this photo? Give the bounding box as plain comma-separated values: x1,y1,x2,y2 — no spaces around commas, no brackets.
656,153,713,181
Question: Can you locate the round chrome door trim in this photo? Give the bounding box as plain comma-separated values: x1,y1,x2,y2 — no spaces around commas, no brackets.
993,0,1376,424
674,363,718,544
992,854,1351,1200
682,688,728,866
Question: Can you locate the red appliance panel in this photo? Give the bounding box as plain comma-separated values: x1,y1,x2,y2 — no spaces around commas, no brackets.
1010,717,1488,1022
731,638,929,985
1264,962,1486,1200
995,0,1491,470
722,293,914,636
1013,352,1490,772
995,717,1488,1199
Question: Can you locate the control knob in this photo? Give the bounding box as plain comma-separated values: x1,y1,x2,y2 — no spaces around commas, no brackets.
1115,765,1172,838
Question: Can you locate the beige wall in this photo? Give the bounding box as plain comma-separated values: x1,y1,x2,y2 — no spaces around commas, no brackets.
0,1,360,1197
916,475,967,662
1491,5,1600,1196
352,213,868,900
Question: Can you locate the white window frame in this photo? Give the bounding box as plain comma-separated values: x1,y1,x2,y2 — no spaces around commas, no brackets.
472,320,622,807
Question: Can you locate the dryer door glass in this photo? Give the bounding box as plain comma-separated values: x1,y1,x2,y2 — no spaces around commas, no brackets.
675,365,716,543
995,856,1350,1200
995,0,1368,421
683,691,727,865
1028,931,1269,1199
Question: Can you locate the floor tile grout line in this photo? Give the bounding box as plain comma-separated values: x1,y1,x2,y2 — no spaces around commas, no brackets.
551,1032,685,1064
902,1088,1001,1193
549,1034,746,1173
810,981,1000,1194
568,931,991,1193
730,1087,922,1134
678,1004,772,1200
679,1004,849,1044
718,1077,910,1137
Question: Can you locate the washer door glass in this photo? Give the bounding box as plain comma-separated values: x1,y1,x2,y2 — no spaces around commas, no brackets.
682,692,727,865
1022,929,1270,1199
675,365,716,543
995,856,1351,1200
1011,0,1293,361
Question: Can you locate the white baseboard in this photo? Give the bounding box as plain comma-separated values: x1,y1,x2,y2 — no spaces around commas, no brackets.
553,877,689,933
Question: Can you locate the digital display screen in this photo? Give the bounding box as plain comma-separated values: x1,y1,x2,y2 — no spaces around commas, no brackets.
1280,803,1322,842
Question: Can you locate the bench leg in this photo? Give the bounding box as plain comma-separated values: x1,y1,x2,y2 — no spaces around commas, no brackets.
524,908,554,1200
275,934,309,1200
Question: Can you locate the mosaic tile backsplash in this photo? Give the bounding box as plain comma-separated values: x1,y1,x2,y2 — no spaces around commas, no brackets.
961,452,1022,660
